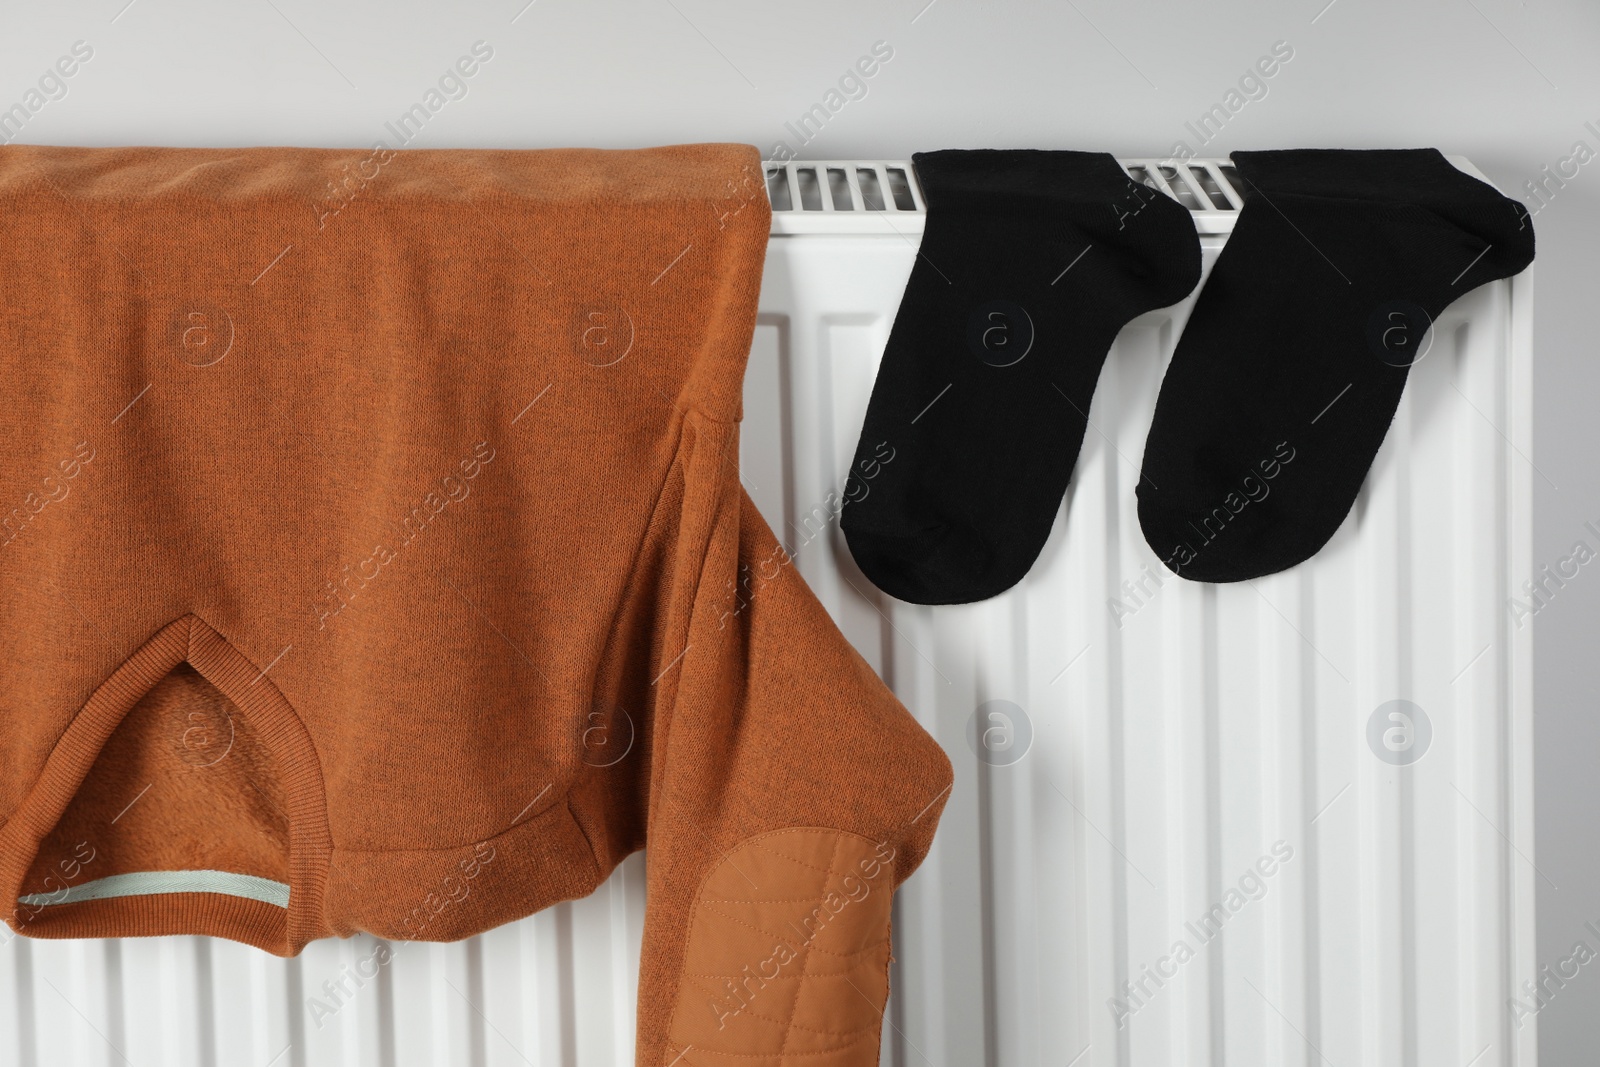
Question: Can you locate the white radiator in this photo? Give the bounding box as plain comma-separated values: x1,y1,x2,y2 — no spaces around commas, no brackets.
0,158,1536,1067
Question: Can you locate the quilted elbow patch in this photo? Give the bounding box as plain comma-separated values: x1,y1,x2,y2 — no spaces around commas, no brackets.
666,828,899,1066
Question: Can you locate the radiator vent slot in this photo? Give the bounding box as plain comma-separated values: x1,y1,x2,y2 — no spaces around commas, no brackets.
795,166,822,211
1220,164,1247,201
855,167,885,211
764,167,791,212
825,167,853,210
885,167,917,210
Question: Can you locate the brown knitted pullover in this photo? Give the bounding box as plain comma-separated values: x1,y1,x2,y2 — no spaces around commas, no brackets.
0,143,952,1066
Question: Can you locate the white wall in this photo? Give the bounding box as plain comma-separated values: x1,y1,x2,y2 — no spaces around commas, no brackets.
3,0,1595,1057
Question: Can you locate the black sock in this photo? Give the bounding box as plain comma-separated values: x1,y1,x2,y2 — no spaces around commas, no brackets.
841,150,1201,605
1137,148,1534,582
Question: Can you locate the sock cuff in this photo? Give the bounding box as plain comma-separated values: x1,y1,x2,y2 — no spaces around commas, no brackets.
1230,148,1535,274
1230,148,1508,206
911,149,1143,207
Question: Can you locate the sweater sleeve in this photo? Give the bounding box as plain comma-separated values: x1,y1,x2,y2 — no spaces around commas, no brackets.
630,410,953,1067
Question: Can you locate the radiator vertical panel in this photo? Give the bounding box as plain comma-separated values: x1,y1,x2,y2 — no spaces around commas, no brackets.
1357,342,1407,1067
1508,268,1538,1067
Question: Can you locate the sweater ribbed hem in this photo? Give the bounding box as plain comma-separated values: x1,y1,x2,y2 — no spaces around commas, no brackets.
0,613,334,957
10,891,292,949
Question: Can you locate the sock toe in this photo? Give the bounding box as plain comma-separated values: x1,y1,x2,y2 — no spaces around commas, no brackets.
1137,487,1339,584
843,519,1026,605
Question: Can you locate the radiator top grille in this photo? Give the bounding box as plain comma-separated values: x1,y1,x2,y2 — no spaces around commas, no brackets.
763,157,1247,234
